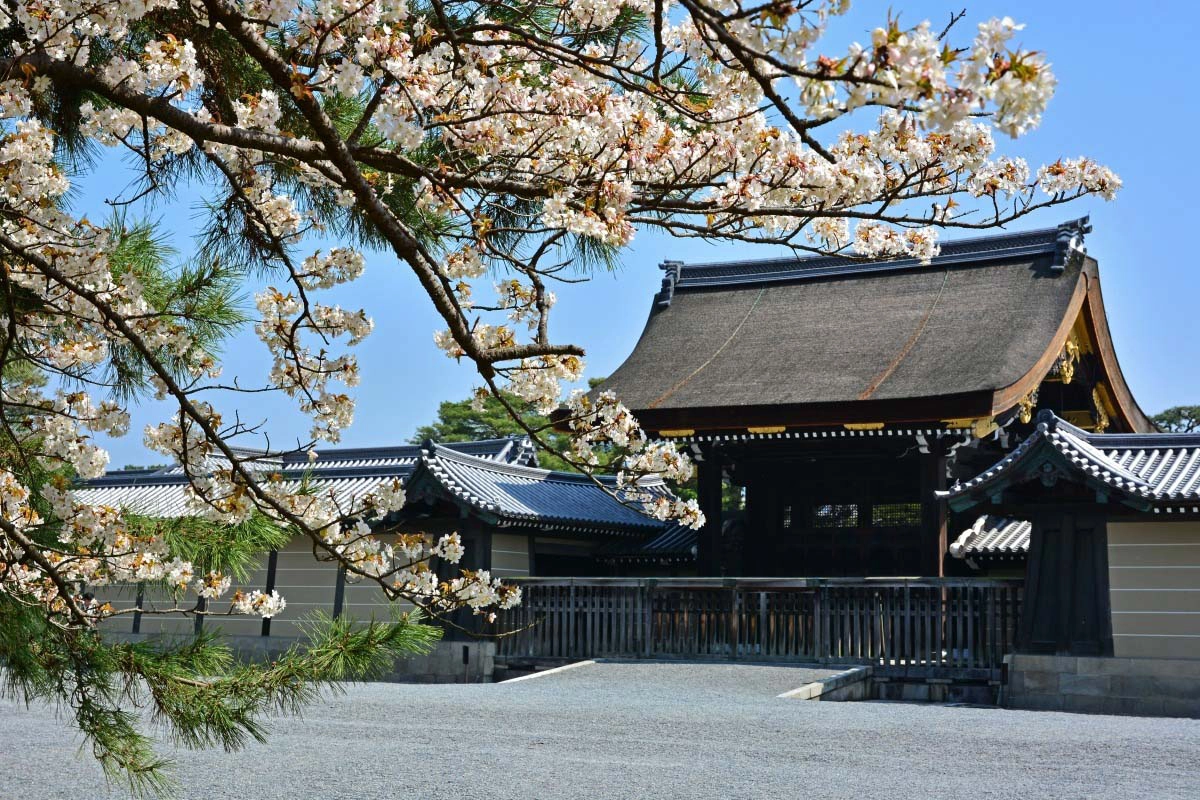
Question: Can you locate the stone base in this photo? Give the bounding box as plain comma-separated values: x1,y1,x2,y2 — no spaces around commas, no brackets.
1007,654,1200,717
873,678,998,705
779,666,872,701
103,632,496,684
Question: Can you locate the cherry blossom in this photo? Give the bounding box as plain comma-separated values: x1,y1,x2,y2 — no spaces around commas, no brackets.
0,0,1121,636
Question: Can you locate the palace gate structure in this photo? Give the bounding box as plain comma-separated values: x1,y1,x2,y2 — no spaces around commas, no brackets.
85,218,1200,704
590,218,1152,580
500,218,1163,686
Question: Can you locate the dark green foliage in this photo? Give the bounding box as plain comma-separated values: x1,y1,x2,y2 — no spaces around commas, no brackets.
412,380,611,472
133,512,290,582
1152,405,1200,433
102,215,248,403
0,595,439,798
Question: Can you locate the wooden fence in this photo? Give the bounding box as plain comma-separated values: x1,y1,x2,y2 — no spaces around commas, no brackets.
495,578,1022,674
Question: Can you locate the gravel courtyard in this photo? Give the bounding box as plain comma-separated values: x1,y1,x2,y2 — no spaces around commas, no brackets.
2,661,1199,799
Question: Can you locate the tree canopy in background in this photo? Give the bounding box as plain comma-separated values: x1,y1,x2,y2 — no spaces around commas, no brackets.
1153,406,1200,433
0,0,1123,791
411,379,608,472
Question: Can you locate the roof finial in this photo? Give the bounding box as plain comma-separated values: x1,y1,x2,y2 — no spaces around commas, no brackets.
1034,408,1059,432
1053,216,1092,270
656,260,684,307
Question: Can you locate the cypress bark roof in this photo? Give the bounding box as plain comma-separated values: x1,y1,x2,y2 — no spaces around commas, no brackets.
598,219,1151,432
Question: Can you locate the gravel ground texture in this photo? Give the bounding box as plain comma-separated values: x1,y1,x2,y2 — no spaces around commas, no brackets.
2,660,1199,800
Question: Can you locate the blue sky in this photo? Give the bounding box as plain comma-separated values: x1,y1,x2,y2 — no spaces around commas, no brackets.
80,1,1199,466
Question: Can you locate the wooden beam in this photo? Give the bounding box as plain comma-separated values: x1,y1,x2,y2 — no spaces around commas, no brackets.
623,390,998,435
1078,268,1155,432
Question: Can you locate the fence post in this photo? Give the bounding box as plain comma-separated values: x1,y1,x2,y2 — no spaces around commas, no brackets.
813,584,825,664
759,591,769,659
728,584,739,661
568,582,576,659
903,582,911,667
643,579,655,658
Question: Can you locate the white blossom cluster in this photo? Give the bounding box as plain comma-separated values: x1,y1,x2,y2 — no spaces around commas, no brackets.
231,589,286,617
388,1,1118,433
255,286,372,442
562,391,705,529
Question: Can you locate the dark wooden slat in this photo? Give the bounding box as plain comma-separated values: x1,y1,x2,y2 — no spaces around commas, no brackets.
496,578,1021,669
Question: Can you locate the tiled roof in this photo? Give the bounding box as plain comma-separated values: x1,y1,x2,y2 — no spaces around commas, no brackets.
72,438,535,518
941,411,1200,511
410,441,674,534
73,475,406,519
949,516,1031,559
599,524,698,561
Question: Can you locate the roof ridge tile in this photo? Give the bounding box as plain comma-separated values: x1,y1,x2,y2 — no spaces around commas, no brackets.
656,220,1091,299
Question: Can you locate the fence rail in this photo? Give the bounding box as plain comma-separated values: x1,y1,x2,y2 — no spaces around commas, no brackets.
496,578,1022,674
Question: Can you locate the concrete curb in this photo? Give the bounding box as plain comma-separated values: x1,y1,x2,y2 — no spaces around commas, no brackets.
778,665,873,701
500,659,597,683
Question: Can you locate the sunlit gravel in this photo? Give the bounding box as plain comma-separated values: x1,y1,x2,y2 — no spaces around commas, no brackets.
2,661,1199,799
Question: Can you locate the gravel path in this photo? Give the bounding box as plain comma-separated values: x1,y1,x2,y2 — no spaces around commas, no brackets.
2,661,1199,799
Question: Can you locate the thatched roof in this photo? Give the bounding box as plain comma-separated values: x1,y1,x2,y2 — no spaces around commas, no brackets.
598,219,1151,433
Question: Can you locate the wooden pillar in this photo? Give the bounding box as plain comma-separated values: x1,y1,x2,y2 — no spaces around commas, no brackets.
132,582,144,634
332,565,347,619
1018,512,1113,656
743,475,766,576
920,445,949,577
696,443,724,577
744,468,784,576
459,516,490,571
260,549,279,637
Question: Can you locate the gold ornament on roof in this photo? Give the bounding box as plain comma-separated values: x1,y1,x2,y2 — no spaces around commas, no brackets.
1059,334,1081,385
1017,388,1039,424
1092,387,1110,433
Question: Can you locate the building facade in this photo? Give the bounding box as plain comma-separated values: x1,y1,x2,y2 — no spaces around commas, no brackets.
595,217,1153,579
81,438,680,639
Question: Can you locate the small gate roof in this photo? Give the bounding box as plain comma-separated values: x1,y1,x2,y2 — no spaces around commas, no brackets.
406,441,676,535
949,516,1031,559
941,411,1200,513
